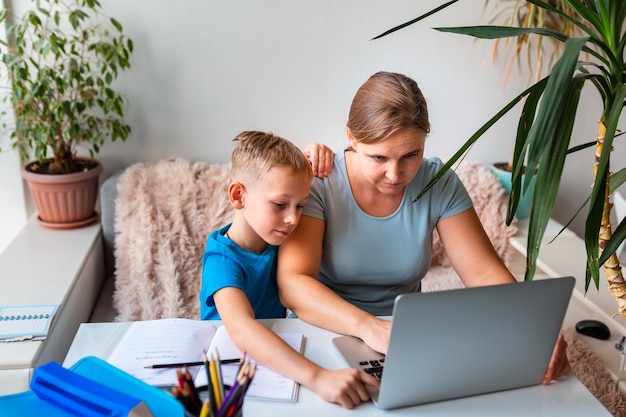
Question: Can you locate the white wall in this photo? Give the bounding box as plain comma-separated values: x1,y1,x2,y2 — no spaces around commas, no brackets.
3,0,625,239
93,0,526,172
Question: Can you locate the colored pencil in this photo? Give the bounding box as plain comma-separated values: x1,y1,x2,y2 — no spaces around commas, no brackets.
144,358,240,369
209,355,223,409
199,399,211,417
213,350,225,401
203,352,217,416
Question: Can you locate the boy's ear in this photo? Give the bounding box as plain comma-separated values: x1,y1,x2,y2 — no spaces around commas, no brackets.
228,182,245,209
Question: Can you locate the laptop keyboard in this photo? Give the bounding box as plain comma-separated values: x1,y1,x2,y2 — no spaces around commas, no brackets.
359,358,385,380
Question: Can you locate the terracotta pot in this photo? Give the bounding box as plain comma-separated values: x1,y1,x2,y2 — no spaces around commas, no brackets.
491,162,535,219
21,158,103,229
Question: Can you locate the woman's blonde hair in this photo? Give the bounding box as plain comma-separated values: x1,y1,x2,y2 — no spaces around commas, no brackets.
347,71,430,145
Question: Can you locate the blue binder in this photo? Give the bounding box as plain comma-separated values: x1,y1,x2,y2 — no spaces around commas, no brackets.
0,356,184,416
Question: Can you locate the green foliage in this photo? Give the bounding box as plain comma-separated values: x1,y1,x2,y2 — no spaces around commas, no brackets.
0,0,133,173
374,0,626,291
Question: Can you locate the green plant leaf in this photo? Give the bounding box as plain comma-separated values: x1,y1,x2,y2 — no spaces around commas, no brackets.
611,168,626,193
371,0,459,40
506,78,547,223
435,25,567,42
414,80,542,202
523,37,588,182
3,0,133,170
602,219,626,263
525,74,585,281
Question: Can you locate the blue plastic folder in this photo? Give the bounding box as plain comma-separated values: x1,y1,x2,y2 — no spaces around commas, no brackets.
0,356,184,416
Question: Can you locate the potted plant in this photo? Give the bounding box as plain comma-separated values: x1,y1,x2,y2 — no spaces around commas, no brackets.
374,0,626,316
0,0,133,229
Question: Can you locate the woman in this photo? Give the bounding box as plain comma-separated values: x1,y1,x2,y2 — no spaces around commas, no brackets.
277,71,568,383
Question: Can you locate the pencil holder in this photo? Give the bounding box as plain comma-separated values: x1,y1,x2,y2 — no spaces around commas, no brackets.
183,407,243,417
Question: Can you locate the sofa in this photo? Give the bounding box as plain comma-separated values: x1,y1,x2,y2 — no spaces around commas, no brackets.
91,156,517,323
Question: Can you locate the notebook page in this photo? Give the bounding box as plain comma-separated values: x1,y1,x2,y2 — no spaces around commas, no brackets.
195,326,303,402
107,318,217,386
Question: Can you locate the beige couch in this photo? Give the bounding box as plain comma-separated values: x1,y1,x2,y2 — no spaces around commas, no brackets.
92,156,517,323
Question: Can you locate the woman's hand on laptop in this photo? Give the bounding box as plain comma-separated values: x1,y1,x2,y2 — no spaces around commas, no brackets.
359,316,392,354
542,332,571,384
312,368,380,408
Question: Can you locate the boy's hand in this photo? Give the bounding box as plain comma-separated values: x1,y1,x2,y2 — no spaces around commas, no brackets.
303,143,334,178
312,368,380,409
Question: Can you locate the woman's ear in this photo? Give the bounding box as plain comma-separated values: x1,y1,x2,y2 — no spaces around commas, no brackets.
345,127,357,150
228,182,245,209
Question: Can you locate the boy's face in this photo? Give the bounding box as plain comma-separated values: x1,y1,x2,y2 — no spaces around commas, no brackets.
242,166,312,247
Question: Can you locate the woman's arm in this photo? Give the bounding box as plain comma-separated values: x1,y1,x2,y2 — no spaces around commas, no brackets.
214,287,379,408
277,215,392,354
436,208,516,286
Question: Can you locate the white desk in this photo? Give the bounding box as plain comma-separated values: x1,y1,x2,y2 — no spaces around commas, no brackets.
0,215,104,394
63,318,612,416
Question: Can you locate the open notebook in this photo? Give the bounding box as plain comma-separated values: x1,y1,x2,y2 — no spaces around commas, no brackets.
106,318,303,402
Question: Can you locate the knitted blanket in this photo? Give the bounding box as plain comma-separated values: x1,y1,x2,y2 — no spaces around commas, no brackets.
113,158,514,319
113,157,233,321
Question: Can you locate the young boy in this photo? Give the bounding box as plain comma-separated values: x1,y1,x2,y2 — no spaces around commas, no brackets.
200,131,379,408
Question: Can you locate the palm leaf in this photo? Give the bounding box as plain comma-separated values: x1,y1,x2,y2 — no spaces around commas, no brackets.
525,73,585,281
601,213,626,265
371,0,459,40
506,77,546,223
414,78,547,201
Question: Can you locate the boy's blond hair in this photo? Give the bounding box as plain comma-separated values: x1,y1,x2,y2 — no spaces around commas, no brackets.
231,131,313,184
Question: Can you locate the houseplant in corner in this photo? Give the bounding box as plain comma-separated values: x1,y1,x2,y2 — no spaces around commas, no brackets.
374,0,626,316
0,0,133,229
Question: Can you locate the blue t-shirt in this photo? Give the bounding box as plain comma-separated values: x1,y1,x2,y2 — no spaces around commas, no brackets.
199,224,286,320
302,152,473,316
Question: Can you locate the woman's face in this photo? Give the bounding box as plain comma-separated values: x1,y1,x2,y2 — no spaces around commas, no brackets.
348,128,426,196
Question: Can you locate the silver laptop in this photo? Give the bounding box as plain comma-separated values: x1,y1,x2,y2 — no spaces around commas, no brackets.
332,277,575,410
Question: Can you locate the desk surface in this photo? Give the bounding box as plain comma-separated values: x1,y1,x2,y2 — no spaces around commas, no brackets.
64,318,612,416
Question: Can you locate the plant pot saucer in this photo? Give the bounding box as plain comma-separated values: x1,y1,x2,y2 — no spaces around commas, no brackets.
36,212,99,230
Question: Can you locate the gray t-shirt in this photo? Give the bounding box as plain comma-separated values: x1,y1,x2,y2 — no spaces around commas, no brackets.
302,152,473,315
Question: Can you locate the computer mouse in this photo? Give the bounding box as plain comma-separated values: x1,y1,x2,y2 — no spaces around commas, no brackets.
575,319,611,340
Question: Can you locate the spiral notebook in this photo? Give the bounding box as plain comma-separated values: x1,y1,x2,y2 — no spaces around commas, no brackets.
0,304,59,342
